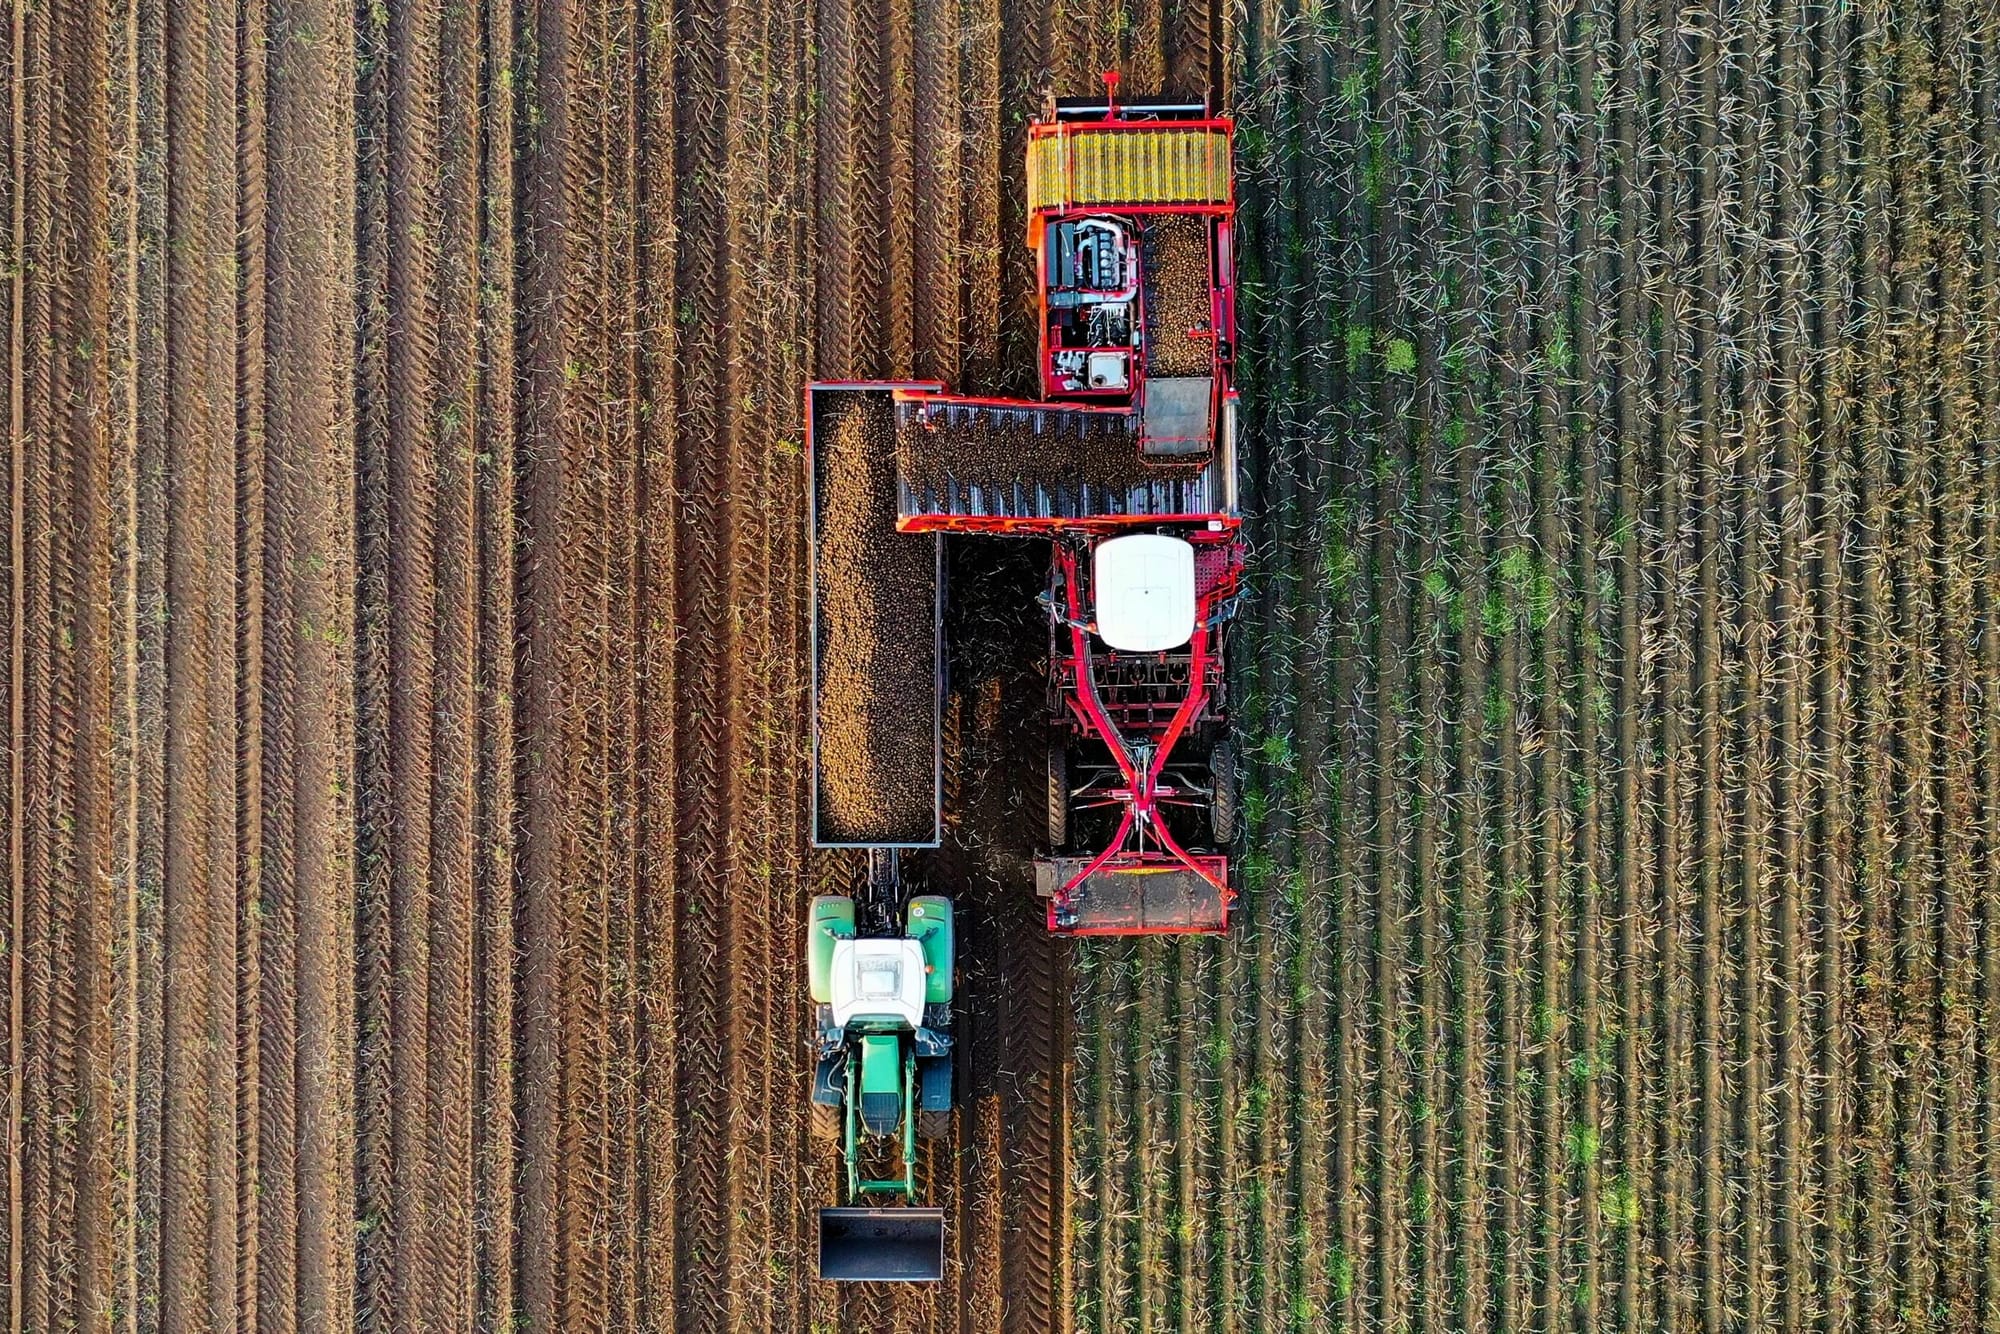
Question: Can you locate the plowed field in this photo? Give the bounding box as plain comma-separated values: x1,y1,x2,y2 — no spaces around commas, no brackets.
1072,1,2000,1331
3,0,1219,1325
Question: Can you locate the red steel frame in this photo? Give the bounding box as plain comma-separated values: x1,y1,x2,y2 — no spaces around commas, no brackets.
1044,532,1241,933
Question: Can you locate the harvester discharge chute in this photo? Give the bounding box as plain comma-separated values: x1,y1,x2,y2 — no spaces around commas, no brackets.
807,879,954,1281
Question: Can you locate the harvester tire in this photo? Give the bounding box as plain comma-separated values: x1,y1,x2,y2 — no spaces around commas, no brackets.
1210,741,1238,845
1047,738,1069,850
919,1109,952,1141
811,1102,842,1142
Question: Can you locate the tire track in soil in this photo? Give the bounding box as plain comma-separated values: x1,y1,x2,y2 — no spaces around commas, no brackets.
160,0,244,1317
510,0,574,1317
1366,0,1414,1324
1241,2,1304,1326
1770,3,1814,1326
422,0,484,1321
1809,0,1857,1320
557,0,631,1321
264,0,361,1316
1566,9,1607,1321
626,0,677,1318
1974,16,2000,1331
375,0,454,1315
235,0,268,1308
1490,6,1531,1323
2,0,20,1299
1650,6,1697,1321
7,0,124,1313
14,8,58,1318
1443,1,1493,1324
1689,11,1731,1324
1851,10,1896,1324
1405,16,1457,1330
666,0,741,1316
1885,13,1943,1316
1526,1,1575,1320
128,0,172,1315
1928,14,1981,1317
473,0,522,1316
1608,0,1649,1324
1731,6,1777,1317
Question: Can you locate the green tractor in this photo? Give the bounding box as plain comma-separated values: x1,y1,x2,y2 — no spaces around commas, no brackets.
808,875,955,1282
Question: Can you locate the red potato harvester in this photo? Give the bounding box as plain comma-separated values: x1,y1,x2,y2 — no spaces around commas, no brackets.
808,71,1245,943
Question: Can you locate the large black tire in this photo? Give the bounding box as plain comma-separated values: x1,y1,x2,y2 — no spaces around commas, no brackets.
811,1101,842,1142
1047,737,1069,850
919,1109,952,1141
1210,740,1238,845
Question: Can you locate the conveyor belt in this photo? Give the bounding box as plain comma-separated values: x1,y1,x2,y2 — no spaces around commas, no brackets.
893,396,1226,526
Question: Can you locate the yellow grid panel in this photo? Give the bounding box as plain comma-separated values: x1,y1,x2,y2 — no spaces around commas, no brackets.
1027,127,1231,211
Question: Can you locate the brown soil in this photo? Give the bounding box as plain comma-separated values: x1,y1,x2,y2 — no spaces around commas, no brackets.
814,392,939,844
1141,215,1213,377
7,0,1211,1322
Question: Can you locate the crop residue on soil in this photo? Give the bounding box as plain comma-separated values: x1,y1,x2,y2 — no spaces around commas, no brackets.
814,390,940,844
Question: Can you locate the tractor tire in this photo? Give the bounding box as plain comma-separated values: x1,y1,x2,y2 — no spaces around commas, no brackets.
919,1109,952,1142
1047,738,1069,850
811,1102,842,1142
1210,740,1238,845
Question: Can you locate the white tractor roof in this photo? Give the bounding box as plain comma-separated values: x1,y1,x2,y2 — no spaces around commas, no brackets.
828,938,928,1031
1094,534,1197,652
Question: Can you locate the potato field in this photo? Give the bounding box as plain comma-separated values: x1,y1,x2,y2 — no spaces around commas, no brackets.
4,0,1998,1326
1072,1,2000,1330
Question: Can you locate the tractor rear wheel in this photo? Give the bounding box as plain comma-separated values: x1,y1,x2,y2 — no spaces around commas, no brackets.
811,1102,842,1142
1046,738,1069,850
919,1109,952,1141
1210,741,1238,845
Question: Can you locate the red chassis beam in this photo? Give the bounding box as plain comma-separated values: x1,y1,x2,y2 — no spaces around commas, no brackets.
1043,535,1241,934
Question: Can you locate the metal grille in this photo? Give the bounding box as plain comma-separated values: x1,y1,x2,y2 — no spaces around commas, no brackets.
1027,126,1232,211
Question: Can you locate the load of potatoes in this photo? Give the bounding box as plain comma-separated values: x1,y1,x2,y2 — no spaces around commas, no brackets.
1143,215,1213,378
815,395,939,845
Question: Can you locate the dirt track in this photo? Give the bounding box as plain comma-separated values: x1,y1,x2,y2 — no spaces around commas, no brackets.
3,0,1220,1326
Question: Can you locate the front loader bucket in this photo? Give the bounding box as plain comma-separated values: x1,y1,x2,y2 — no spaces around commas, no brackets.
817,1207,946,1282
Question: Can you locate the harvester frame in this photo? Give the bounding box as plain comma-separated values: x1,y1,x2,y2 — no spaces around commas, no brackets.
807,74,1243,936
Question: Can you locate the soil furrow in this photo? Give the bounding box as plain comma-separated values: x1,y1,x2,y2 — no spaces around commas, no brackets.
1528,0,1575,1319
1568,5,1608,1322
1649,5,1697,1321
264,0,361,1314
1769,1,1813,1327
160,0,244,1313
471,0,521,1315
